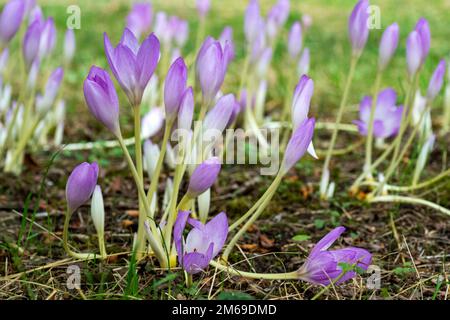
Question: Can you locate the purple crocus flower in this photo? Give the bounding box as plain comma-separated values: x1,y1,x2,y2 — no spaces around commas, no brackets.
174,19,189,48
164,57,187,121
353,88,403,139
187,157,221,197
196,37,232,105
219,26,235,64
22,19,41,68
427,59,446,100
297,47,310,76
174,210,228,274
203,94,235,134
415,18,430,63
38,17,56,59
64,28,76,64
288,22,302,59
196,0,210,19
0,0,25,47
348,0,370,57
178,87,194,131
244,0,262,45
282,117,315,173
36,66,64,113
83,66,121,136
126,2,152,39
266,0,290,40
406,30,423,78
104,28,160,106
297,226,372,285
66,162,99,213
378,23,399,71
291,75,314,128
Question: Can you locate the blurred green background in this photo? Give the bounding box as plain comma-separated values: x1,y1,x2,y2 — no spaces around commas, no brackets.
5,0,449,138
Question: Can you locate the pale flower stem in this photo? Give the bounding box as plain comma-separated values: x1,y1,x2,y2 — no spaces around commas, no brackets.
133,105,146,259
117,134,166,265
222,173,283,262
375,103,431,195
369,195,450,217
321,56,358,197
363,70,382,180
209,260,299,280
385,74,418,177
146,121,173,215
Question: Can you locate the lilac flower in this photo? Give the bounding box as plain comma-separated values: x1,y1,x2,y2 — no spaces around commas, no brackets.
0,0,25,47
282,117,315,173
36,67,64,113
244,0,262,45
266,0,290,40
196,37,232,105
38,17,56,59
415,18,430,62
427,59,446,100
178,87,194,131
64,28,76,64
126,2,152,39
187,157,221,197
348,0,370,56
353,88,403,139
291,75,314,129
174,210,228,274
164,57,187,121
22,19,41,68
378,23,399,70
196,0,210,18
288,22,302,59
104,28,160,106
83,66,121,136
297,227,372,285
203,94,235,133
406,31,423,78
66,162,99,213
297,47,310,76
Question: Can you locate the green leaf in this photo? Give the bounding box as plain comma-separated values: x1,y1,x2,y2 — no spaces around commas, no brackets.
292,234,311,242
314,219,326,229
217,291,254,300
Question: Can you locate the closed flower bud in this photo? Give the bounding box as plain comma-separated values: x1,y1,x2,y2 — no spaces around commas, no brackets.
83,66,121,136
90,185,105,238
178,87,194,131
66,162,99,213
282,118,315,174
64,28,76,65
427,59,446,100
378,23,399,70
348,0,370,57
0,0,25,47
187,157,221,197
288,21,302,59
164,57,187,121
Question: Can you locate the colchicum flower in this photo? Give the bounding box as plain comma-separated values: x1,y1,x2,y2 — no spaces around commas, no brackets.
407,18,430,78
196,0,210,18
126,2,152,39
288,21,302,59
0,0,25,47
196,37,233,105
378,23,399,71
187,157,221,198
282,117,316,173
164,57,188,121
64,28,76,64
353,88,403,139
427,59,446,101
104,28,160,106
348,0,370,57
174,210,228,274
36,66,64,113
244,0,262,45
83,66,121,136
66,162,99,213
203,94,235,134
178,87,194,131
297,226,372,285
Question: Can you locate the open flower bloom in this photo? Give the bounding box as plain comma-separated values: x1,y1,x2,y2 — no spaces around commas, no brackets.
66,162,99,213
353,88,403,139
174,211,228,274
104,28,160,106
297,226,372,285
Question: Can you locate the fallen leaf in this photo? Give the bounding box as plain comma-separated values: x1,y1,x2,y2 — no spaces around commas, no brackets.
126,210,139,218
259,234,275,248
121,219,135,228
